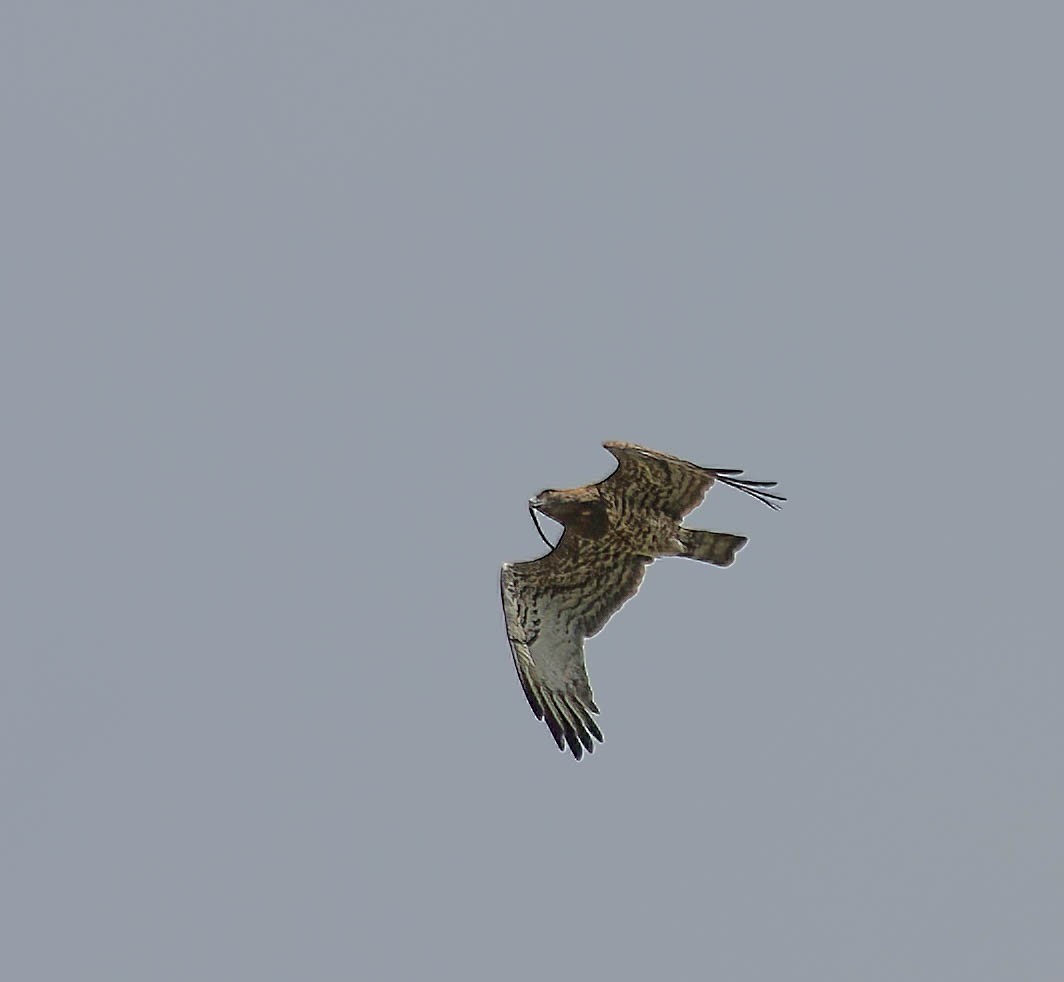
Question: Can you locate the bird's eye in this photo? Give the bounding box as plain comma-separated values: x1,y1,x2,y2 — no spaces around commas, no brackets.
538,489,556,497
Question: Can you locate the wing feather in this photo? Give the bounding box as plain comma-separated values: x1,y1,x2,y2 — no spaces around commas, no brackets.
600,441,785,516
501,544,648,759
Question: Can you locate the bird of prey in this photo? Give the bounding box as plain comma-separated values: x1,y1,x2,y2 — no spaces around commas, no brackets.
500,441,784,759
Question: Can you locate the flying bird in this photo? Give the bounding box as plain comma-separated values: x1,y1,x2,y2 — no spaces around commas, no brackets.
500,441,784,759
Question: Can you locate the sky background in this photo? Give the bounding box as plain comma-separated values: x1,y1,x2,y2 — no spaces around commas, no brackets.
5,4,1063,980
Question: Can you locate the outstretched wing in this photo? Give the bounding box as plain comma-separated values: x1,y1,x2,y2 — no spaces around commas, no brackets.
600,441,785,519
500,541,650,759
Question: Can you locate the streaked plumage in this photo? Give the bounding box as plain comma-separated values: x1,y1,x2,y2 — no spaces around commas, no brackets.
501,441,784,759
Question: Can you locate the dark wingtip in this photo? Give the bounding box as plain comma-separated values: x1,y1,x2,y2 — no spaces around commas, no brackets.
559,715,583,759
546,701,602,760
544,713,566,752
713,472,787,510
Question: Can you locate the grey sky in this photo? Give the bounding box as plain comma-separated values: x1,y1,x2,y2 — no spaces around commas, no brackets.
5,4,1063,980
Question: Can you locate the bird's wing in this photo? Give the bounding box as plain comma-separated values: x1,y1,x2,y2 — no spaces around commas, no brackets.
501,542,650,759
599,441,785,518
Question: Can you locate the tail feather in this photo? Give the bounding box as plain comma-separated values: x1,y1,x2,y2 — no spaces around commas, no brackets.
678,529,748,567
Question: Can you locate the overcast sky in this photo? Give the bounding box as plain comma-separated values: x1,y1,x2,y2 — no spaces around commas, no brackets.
5,4,1063,980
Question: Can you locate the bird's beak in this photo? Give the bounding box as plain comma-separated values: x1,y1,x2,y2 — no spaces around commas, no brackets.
528,496,543,511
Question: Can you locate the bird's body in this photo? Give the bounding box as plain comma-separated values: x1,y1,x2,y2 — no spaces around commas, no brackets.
501,441,783,759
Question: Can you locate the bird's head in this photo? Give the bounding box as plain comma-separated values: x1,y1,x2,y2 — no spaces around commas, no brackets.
529,487,608,539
